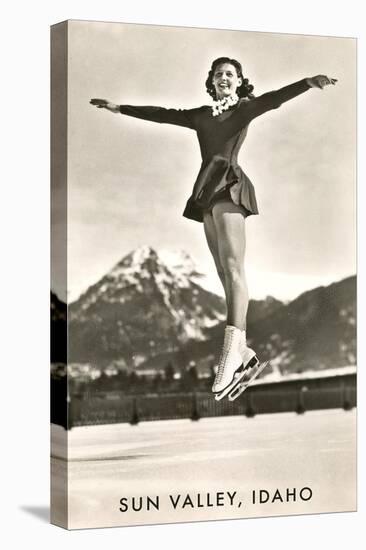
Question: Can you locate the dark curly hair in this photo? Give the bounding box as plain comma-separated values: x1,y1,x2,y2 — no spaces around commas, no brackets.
205,57,255,101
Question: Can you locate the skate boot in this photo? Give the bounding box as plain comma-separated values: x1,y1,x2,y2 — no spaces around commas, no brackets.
212,325,245,396
224,330,270,401
239,329,258,373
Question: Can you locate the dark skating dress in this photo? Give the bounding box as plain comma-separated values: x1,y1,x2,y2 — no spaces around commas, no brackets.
119,78,311,223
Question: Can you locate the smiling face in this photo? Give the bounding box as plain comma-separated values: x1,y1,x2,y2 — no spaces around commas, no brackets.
212,62,242,100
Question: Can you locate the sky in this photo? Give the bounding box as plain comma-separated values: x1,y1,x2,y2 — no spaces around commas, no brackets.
52,20,356,302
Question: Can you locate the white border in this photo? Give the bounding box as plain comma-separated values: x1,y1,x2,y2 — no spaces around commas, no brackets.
2,1,364,548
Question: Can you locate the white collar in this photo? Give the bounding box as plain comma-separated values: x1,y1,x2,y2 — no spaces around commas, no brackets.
211,93,239,117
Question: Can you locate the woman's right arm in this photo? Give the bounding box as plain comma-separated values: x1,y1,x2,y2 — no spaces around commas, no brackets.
90,98,197,129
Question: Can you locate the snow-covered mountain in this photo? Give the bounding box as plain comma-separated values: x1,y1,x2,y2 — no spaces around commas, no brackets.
55,245,356,378
68,246,226,365
247,275,356,373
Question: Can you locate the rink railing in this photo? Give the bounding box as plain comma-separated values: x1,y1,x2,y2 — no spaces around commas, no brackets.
64,373,357,429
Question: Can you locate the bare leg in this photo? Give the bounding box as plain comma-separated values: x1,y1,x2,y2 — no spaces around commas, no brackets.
203,210,227,298
211,201,248,330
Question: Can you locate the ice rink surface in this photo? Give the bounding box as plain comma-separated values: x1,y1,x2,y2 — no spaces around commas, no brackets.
51,409,357,529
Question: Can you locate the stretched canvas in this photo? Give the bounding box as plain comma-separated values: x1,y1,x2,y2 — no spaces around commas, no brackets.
51,19,357,530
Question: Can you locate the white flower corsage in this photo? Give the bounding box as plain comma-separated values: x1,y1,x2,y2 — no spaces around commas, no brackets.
211,92,239,117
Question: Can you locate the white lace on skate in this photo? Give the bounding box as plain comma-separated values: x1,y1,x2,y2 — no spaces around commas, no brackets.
215,331,233,384
212,327,243,393
214,353,229,387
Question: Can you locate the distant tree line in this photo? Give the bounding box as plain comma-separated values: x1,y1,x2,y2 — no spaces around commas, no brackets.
65,362,216,396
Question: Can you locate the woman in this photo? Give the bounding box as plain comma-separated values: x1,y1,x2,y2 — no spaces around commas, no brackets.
90,57,337,400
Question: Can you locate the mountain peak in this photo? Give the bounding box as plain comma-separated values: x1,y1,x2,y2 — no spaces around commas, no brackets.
110,245,203,283
117,245,157,268
68,245,226,363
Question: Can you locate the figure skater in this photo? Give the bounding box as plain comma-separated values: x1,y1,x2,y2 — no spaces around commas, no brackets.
90,57,337,400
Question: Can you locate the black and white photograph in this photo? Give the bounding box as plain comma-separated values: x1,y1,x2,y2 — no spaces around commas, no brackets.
50,19,357,530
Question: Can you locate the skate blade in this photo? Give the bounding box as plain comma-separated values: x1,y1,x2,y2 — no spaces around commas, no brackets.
227,361,270,402
214,356,259,401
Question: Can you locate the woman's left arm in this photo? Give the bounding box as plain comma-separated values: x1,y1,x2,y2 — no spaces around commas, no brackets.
244,75,337,120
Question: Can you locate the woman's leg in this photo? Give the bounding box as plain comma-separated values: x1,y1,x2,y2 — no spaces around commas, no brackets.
203,210,227,297
211,201,248,331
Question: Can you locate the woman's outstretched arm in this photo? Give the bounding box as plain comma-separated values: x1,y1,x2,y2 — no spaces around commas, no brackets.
242,74,337,121
90,98,197,129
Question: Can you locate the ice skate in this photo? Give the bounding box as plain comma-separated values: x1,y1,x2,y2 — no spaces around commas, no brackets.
239,329,257,375
227,359,270,401
214,329,261,401
212,326,255,400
